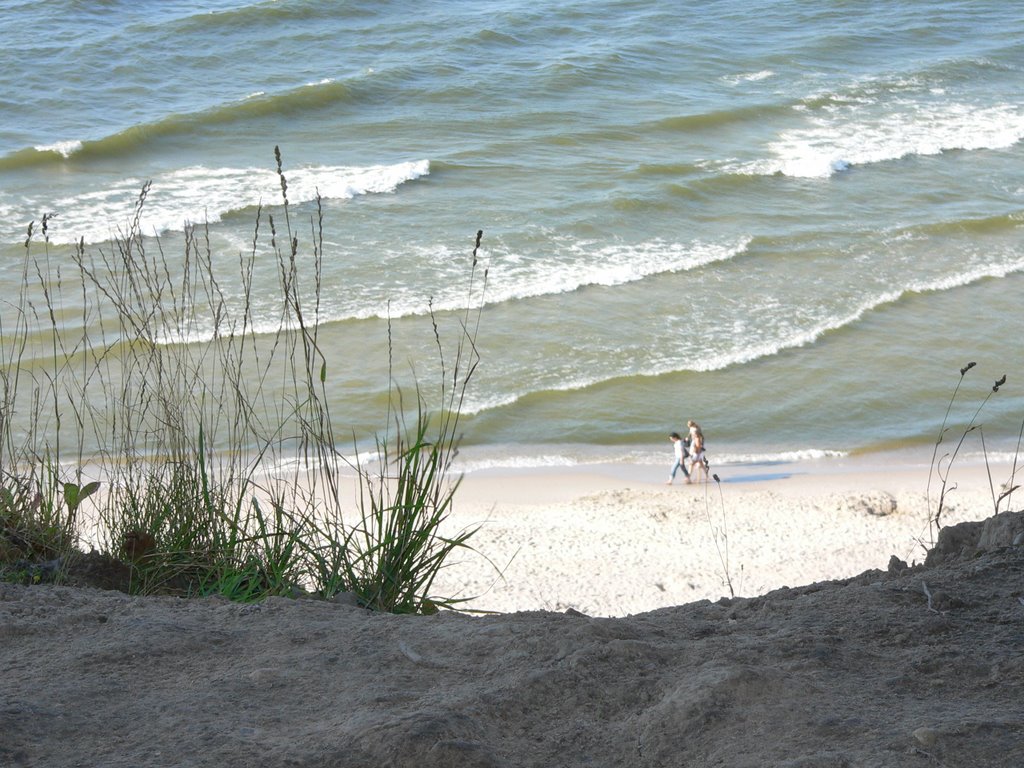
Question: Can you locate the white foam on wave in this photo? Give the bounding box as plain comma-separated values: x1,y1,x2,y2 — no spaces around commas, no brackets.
33,140,83,158
667,255,1024,373
450,446,847,474
26,160,430,245
253,448,383,480
276,236,757,329
712,448,847,464
459,391,523,417
453,454,580,473
723,70,774,85
378,238,752,322
963,450,1024,467
464,256,1024,415
434,236,752,318
151,234,753,348
736,101,1024,178
242,445,852,478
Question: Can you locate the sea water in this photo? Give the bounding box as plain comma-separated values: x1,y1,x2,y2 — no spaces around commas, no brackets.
1,0,1022,472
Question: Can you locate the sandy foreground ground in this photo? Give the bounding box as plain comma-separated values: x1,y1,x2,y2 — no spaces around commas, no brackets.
432,452,1011,616
4,450,1023,767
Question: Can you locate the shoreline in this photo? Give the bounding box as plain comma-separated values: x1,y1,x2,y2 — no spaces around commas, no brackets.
451,445,1016,504
436,447,1015,617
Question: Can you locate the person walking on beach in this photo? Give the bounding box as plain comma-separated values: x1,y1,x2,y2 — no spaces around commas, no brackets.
666,431,690,484
686,419,708,483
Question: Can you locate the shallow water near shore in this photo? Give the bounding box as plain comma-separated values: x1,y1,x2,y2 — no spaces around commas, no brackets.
2,1,1023,464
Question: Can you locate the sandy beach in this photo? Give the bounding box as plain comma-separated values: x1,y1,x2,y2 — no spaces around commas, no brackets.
434,449,1013,616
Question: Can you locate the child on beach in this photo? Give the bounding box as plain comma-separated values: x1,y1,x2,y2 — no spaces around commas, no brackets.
667,431,690,484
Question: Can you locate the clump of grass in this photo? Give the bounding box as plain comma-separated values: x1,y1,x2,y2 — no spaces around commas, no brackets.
1,149,488,612
303,231,489,612
328,401,476,613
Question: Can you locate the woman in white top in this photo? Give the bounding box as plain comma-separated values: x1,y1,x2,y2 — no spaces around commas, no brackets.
686,419,707,483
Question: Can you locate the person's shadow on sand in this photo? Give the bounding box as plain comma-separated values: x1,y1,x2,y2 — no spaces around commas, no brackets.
716,470,796,484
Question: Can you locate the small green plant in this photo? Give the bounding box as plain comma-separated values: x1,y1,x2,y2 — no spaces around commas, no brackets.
0,462,88,583
3,473,57,556
63,480,100,531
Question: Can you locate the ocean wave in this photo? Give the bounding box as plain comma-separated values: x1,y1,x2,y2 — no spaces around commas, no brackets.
479,236,751,309
0,145,81,172
629,161,704,178
453,454,580,474
903,55,1023,87
166,1,377,35
36,140,84,158
667,256,1024,372
651,102,794,133
384,236,753,336
912,211,1024,238
254,443,850,477
964,450,1024,466
734,100,1024,178
722,70,775,85
467,29,527,46
14,159,430,246
538,50,645,90
711,448,848,464
149,235,753,347
450,446,847,474
0,79,362,172
322,234,751,327
462,257,1024,415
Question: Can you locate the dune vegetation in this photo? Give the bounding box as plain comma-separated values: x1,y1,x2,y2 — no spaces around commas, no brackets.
0,148,487,614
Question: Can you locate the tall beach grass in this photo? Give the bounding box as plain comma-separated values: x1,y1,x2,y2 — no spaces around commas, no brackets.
0,148,487,613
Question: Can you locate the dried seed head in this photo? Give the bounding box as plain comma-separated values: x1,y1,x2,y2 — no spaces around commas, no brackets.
960,361,977,376
274,146,288,203
472,229,483,267
993,374,1006,392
